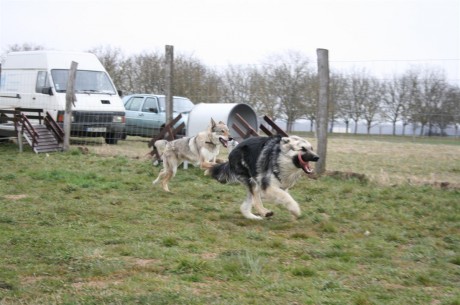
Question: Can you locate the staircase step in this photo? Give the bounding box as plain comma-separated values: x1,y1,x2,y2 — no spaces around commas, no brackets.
21,123,63,154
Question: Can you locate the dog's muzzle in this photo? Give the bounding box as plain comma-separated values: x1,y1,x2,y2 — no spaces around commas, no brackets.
219,137,233,148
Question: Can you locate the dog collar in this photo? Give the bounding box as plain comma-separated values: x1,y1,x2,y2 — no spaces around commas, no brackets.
205,141,216,146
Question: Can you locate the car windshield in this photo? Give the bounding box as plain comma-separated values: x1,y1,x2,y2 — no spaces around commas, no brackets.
159,97,194,113
51,69,117,94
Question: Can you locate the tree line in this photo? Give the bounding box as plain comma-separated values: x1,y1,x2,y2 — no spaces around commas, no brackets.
2,44,459,136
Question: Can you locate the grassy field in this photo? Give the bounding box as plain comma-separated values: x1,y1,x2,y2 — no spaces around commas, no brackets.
0,135,459,305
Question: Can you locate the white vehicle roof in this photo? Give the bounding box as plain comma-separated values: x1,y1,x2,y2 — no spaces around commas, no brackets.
2,51,105,71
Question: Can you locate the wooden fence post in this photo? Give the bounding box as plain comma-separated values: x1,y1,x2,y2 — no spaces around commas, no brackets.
165,45,174,124
64,61,78,151
316,49,330,175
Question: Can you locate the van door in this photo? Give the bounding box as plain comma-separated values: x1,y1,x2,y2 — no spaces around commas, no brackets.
33,71,57,117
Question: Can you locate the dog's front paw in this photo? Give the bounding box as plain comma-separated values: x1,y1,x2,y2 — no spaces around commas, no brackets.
264,211,274,218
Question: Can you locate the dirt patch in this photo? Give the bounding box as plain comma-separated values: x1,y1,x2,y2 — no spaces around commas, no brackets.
4,194,28,200
0,281,14,290
423,181,459,190
71,279,123,290
201,252,218,260
309,171,368,183
325,170,368,183
312,170,459,190
132,258,160,267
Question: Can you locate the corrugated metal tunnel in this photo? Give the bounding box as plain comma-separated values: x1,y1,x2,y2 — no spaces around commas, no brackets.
186,103,258,141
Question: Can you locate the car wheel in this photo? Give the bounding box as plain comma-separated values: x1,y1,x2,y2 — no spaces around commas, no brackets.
105,133,119,145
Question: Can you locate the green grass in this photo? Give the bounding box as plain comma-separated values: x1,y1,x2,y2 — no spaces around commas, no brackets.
0,138,459,305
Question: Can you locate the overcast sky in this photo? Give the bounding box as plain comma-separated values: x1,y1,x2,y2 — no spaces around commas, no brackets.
1,0,459,83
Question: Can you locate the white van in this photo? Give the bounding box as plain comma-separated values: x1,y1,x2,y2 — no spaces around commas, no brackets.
0,51,125,144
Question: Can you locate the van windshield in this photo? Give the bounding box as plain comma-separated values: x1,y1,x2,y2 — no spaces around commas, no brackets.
159,97,194,113
51,69,117,94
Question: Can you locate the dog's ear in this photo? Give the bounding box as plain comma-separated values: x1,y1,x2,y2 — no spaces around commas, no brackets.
281,137,290,144
210,118,216,129
218,121,225,125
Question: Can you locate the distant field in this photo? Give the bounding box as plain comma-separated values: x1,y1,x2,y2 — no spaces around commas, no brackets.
92,134,460,188
0,135,459,305
324,134,460,188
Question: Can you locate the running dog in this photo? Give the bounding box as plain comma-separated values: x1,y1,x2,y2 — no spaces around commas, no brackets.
153,118,233,192
208,135,319,220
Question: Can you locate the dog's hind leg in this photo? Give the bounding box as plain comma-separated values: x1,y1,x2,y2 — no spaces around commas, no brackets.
264,186,301,219
152,169,171,192
152,168,165,185
160,172,173,192
240,193,263,220
153,160,177,192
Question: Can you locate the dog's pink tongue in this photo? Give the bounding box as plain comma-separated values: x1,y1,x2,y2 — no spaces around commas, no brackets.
298,152,313,174
219,138,228,147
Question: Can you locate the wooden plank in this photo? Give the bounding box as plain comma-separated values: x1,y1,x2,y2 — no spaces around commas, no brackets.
259,124,274,137
262,115,288,137
148,113,183,148
231,123,247,138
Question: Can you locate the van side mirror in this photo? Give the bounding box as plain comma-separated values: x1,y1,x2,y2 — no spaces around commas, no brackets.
41,87,53,95
117,90,123,97
148,108,158,113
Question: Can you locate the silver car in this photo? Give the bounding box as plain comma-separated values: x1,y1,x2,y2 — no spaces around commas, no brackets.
123,94,194,138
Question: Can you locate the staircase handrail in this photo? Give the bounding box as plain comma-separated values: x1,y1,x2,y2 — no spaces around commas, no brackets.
19,113,39,146
44,112,64,143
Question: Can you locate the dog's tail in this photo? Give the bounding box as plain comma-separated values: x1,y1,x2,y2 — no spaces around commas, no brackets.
207,162,238,184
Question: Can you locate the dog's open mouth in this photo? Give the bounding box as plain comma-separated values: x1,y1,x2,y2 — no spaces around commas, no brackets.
298,152,314,174
219,137,229,148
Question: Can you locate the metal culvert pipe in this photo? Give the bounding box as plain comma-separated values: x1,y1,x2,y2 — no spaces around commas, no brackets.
186,103,258,141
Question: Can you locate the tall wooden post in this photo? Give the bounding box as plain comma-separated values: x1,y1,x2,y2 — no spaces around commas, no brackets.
316,49,330,175
64,61,78,151
165,45,174,124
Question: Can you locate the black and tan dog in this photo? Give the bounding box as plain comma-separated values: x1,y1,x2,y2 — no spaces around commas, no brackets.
208,135,319,220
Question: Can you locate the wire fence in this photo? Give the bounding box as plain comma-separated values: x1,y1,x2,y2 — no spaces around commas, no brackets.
1,59,459,154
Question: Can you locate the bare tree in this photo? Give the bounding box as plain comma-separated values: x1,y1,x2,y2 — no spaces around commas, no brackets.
78,45,460,137
399,70,420,135
344,69,372,134
303,72,318,132
410,68,448,136
250,68,280,119
263,51,311,132
432,83,458,135
130,51,164,94
88,46,125,93
222,64,251,104
174,54,223,103
382,73,414,135
329,72,348,133
444,86,460,137
1,43,44,62
363,77,384,134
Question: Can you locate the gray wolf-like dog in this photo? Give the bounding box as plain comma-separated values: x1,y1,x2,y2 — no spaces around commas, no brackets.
153,118,233,192
208,135,319,220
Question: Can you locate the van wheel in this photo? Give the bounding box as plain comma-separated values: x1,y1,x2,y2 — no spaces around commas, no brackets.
105,133,119,145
